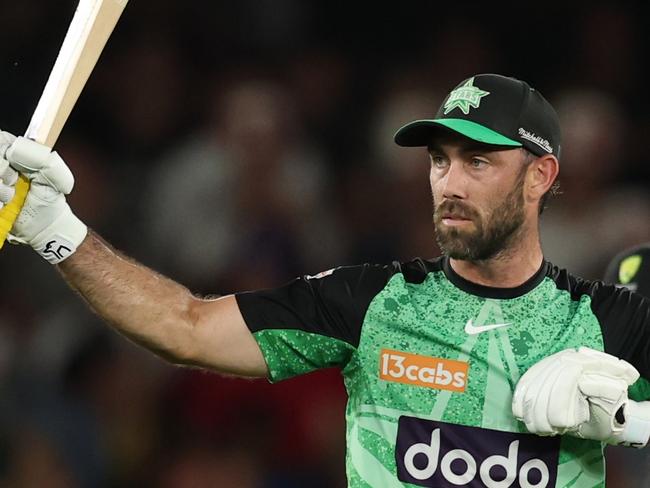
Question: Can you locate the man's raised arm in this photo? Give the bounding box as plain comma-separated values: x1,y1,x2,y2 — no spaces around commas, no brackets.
0,131,267,377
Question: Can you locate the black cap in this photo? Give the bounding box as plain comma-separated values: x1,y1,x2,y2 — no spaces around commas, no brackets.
394,74,561,158
604,244,650,297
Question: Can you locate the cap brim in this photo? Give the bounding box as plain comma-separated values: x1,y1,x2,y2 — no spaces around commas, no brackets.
394,118,522,148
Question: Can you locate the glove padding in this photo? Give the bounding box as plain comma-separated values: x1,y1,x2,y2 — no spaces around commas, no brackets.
512,347,640,444
0,132,86,263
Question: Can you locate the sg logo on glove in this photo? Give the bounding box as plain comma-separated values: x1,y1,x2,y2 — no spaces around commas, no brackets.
41,238,73,262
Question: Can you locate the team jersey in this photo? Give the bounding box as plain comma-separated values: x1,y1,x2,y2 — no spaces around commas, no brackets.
235,257,650,488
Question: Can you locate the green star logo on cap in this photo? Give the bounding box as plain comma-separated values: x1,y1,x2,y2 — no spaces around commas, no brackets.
443,77,490,115
619,255,642,284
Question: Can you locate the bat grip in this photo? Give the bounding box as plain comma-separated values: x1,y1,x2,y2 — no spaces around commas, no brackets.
0,175,30,249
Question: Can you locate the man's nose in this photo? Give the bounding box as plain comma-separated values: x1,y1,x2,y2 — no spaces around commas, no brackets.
440,161,468,200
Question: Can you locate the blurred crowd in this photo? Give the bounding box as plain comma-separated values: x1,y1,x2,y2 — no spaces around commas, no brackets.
0,1,649,486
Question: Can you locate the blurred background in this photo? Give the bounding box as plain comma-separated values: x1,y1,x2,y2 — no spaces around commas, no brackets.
0,0,649,486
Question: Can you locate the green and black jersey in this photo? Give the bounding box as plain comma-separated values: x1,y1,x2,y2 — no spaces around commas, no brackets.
235,257,650,488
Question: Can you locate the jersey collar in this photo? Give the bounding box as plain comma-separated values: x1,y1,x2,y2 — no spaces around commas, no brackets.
441,256,550,299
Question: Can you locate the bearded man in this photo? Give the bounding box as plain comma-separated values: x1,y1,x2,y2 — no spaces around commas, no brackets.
1,74,649,488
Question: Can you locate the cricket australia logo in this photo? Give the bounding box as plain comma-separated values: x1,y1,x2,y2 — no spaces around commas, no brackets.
443,78,490,115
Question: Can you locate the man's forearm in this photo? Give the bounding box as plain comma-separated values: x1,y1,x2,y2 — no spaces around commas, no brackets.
0,134,266,375
57,230,201,364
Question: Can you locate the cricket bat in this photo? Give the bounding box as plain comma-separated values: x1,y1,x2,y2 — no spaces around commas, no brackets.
0,0,129,249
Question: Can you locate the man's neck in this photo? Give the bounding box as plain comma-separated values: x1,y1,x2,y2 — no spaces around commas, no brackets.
448,232,544,289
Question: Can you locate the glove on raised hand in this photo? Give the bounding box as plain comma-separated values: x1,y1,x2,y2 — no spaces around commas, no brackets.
0,131,87,263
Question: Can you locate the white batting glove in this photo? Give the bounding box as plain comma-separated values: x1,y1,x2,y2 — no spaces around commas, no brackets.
513,347,650,447
0,145,18,209
0,131,87,263
512,348,593,436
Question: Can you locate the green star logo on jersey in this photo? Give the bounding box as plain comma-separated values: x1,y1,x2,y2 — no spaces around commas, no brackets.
443,77,490,115
619,255,642,284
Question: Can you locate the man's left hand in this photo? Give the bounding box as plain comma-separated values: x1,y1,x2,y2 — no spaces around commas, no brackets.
512,347,650,446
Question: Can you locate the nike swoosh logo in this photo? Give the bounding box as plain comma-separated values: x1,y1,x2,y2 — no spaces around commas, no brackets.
464,319,511,335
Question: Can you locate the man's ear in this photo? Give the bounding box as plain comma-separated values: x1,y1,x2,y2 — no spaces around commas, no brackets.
525,154,559,203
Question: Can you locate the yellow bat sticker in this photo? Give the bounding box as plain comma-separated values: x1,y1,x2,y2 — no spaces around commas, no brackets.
619,255,642,285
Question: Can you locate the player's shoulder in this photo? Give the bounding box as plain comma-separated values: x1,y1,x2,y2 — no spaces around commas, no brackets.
310,256,443,286
393,256,445,284
544,260,646,306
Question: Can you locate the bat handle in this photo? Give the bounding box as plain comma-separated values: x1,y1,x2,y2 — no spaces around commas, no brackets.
0,175,30,249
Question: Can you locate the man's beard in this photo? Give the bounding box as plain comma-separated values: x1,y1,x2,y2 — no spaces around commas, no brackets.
433,177,526,261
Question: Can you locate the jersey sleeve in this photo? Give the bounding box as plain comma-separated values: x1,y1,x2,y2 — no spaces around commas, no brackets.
588,283,650,399
235,263,396,382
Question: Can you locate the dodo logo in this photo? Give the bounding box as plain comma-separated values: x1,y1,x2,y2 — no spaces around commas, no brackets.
395,417,560,488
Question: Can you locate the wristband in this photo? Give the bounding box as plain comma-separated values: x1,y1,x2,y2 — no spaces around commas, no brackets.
615,400,650,448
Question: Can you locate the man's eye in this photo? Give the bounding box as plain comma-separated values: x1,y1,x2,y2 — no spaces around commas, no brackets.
470,158,487,168
431,156,447,168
